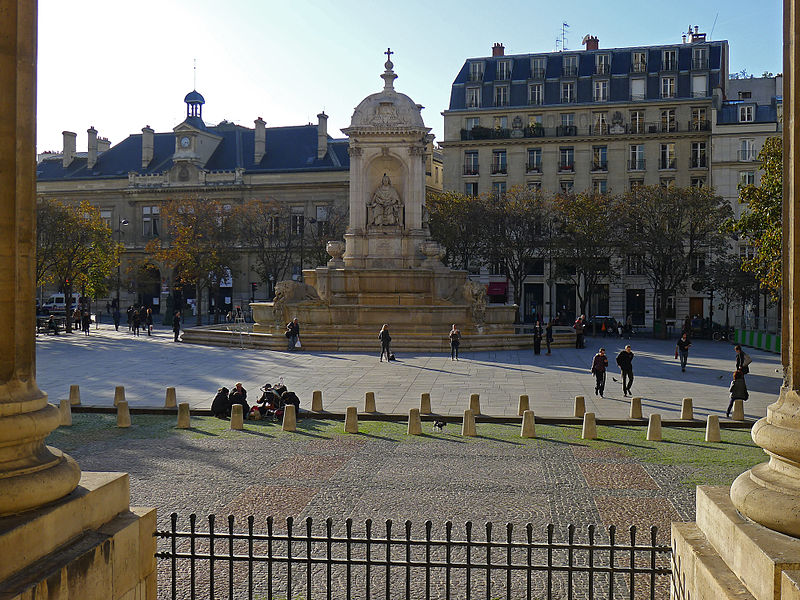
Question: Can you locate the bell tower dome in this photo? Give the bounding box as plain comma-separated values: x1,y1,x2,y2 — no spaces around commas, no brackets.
183,90,205,120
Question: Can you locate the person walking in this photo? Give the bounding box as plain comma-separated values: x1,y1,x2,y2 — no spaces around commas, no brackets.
131,309,140,337
625,314,633,339
574,314,586,349
676,333,691,372
591,348,609,397
172,311,181,342
532,320,543,355
112,307,121,331
727,370,749,418
449,324,461,361
735,345,752,375
616,345,635,396
378,324,392,362
81,310,91,336
126,306,133,331
285,318,300,351
145,308,153,336
545,321,553,355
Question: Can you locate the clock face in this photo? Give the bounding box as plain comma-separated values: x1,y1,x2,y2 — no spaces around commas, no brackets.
180,136,190,148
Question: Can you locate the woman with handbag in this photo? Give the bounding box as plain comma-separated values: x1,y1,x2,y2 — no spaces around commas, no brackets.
379,324,392,362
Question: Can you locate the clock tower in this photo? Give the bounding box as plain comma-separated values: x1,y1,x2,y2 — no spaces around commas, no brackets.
169,90,222,182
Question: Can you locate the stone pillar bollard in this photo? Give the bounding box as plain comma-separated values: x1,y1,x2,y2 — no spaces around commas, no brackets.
732,399,745,421
705,415,721,443
177,403,191,429
461,409,477,437
630,397,643,419
113,385,125,407
408,408,422,435
282,404,297,432
364,392,376,413
681,398,694,420
311,390,323,412
520,410,536,438
164,387,177,408
116,401,131,428
469,393,481,415
59,399,72,426
574,396,586,418
518,395,530,416
230,404,244,430
582,412,597,440
69,384,81,406
344,406,358,434
646,414,662,441
420,393,432,415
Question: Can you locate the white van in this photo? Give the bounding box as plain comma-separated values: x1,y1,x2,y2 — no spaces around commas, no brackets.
42,293,81,314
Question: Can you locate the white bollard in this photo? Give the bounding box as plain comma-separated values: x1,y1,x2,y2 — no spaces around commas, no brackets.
69,384,81,406
113,385,125,407
407,408,422,436
732,399,745,421
705,415,721,443
630,397,643,419
520,410,536,438
59,399,72,426
364,392,376,413
681,398,694,420
518,395,530,416
646,414,662,441
176,403,190,429
282,404,297,432
116,401,131,428
469,393,481,415
461,409,477,437
311,390,323,412
164,387,177,408
420,393,432,415
345,406,359,434
582,412,597,440
574,396,586,418
230,404,244,430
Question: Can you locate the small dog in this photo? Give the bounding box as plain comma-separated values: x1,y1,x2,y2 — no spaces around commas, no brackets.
433,420,446,431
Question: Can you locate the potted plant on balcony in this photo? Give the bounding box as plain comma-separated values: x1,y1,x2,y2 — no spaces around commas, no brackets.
470,126,492,140
527,122,544,137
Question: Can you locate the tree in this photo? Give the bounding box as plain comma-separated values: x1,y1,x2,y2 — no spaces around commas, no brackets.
147,197,239,326
427,190,488,271
724,136,782,300
36,198,117,332
696,253,759,329
302,203,348,271
550,191,618,319
618,185,732,337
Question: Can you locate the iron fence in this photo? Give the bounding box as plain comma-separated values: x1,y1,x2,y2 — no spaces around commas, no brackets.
156,513,671,600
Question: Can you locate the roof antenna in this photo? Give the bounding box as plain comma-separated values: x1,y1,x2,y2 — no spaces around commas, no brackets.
709,12,719,40
561,22,570,51
193,58,197,90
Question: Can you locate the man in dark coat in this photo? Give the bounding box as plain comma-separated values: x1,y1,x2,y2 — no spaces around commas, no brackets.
172,311,181,342
229,382,249,416
616,345,635,396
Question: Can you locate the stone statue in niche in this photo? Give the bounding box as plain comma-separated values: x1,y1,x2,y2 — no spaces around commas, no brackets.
367,173,403,226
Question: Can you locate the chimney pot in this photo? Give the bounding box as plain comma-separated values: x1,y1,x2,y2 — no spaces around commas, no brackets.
141,126,154,169
254,117,266,163
492,43,505,57
62,131,76,168
87,127,98,169
317,112,328,160
583,35,599,51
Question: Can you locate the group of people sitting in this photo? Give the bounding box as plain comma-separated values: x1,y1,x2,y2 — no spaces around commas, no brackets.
210,380,300,420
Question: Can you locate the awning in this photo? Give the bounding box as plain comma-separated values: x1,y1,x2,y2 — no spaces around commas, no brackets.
487,281,508,295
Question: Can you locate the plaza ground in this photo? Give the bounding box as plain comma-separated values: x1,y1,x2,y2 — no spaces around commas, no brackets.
37,322,782,419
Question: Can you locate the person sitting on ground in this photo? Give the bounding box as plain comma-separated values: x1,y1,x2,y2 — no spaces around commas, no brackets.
47,314,60,335
727,369,749,418
229,382,249,417
211,386,230,419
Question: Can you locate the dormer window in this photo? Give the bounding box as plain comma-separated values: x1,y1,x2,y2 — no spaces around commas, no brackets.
466,87,481,108
531,57,546,78
662,49,677,71
632,52,647,73
563,55,578,77
738,91,752,99
494,85,509,107
739,105,755,122
595,54,610,75
468,62,484,82
692,46,708,70
496,60,511,80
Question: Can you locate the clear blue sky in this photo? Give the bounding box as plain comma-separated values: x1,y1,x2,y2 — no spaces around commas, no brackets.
37,0,782,153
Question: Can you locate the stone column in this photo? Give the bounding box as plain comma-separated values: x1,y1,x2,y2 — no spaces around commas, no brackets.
729,0,800,536
0,0,80,515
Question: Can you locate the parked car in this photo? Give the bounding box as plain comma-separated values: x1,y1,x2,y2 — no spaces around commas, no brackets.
41,293,81,314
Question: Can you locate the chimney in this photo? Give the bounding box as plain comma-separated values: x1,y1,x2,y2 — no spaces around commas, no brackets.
492,43,505,57
254,117,266,163
317,112,328,159
62,131,76,168
141,125,154,169
97,137,110,153
582,35,599,51
87,126,98,169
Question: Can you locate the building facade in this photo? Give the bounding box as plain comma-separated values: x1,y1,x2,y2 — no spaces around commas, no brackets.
441,29,731,326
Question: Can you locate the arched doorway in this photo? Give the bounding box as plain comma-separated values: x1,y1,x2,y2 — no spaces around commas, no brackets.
136,265,161,313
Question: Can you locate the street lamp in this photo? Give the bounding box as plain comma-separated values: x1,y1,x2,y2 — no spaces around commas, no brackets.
115,218,129,307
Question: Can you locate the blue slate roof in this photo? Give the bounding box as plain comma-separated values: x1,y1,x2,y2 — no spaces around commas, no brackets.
184,90,205,104
37,121,350,181
717,101,780,125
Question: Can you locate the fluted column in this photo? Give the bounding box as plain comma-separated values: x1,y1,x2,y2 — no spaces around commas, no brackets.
0,0,80,515
730,0,800,536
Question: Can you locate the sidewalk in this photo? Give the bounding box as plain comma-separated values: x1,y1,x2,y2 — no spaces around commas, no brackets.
36,322,782,420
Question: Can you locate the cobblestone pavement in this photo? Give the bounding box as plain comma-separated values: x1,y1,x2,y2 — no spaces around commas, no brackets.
37,322,781,420
50,416,764,599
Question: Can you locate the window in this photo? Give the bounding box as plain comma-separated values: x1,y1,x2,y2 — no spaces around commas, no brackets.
692,46,708,69
739,170,756,186
468,62,483,82
739,105,755,122
627,254,644,275
630,78,646,101
659,143,676,169
463,151,479,175
529,83,543,105
531,57,546,78
691,253,706,275
691,142,707,168
661,108,676,132
561,81,575,103
528,114,543,126
629,179,644,191
491,150,507,174
559,113,576,135
267,215,280,235
492,181,507,197
494,85,509,106
559,180,574,193
660,177,675,188
493,115,508,130
465,181,478,196
691,74,708,97
465,117,480,130
738,91,752,99
592,112,608,134
527,180,542,191
595,54,610,75
594,80,609,102
662,49,677,71
691,107,708,131
315,205,331,236
629,144,645,170
563,55,578,76
739,139,756,161
466,87,481,108
559,147,574,171
142,205,160,237
740,244,755,260
496,60,511,80
632,52,647,73
592,146,608,171
661,76,676,98
690,177,706,188
291,209,304,236
593,179,608,194
100,210,112,228
526,148,542,172
630,110,645,134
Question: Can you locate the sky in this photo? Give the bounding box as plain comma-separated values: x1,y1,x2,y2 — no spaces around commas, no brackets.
36,0,782,153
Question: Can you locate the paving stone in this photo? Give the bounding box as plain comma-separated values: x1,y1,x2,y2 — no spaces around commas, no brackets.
579,463,660,490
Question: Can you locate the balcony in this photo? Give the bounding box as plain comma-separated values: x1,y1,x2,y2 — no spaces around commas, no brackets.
558,163,574,173
690,156,708,169
659,159,677,170
595,64,610,75
629,122,646,134
562,65,578,77
526,124,545,137
525,163,542,173
460,127,510,141
591,160,608,172
738,149,758,162
631,61,647,73
531,67,546,79
688,120,711,131
589,124,609,135
628,159,646,171
556,125,577,136
691,57,709,70
463,165,479,176
491,164,508,175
